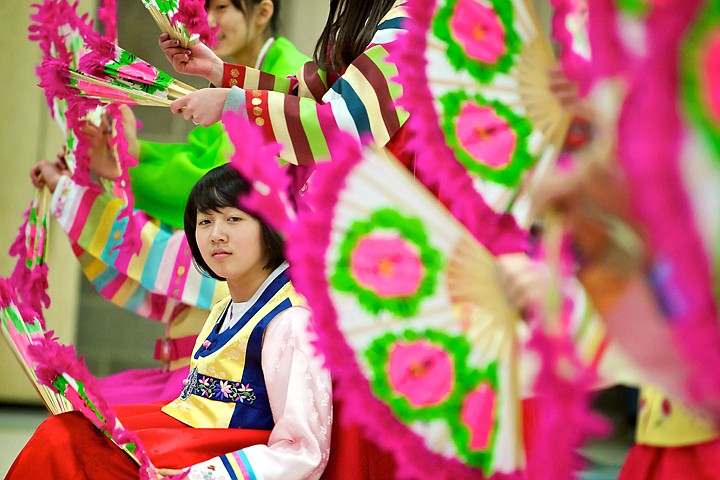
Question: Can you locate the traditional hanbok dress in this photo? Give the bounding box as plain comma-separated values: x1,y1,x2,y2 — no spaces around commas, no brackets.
7,263,339,479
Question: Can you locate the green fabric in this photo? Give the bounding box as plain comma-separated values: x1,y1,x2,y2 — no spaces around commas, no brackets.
129,37,310,228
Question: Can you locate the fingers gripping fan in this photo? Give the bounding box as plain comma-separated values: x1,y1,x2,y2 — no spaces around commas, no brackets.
399,0,571,226
288,148,524,479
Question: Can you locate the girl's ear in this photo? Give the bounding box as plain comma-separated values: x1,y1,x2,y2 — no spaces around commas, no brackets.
252,0,274,31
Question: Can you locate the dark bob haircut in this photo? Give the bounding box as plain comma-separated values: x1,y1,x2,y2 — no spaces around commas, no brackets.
184,164,285,281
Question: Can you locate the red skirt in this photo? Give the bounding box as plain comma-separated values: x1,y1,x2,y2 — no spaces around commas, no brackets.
619,439,720,480
6,401,396,479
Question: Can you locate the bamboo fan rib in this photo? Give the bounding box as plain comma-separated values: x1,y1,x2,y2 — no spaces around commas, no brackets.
143,2,199,49
1,312,72,415
67,70,174,106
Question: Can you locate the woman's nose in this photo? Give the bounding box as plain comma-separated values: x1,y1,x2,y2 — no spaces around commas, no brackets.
207,12,217,28
209,224,226,242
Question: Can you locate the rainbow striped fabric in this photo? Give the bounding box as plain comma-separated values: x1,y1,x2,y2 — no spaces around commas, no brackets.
50,176,228,369
222,1,410,166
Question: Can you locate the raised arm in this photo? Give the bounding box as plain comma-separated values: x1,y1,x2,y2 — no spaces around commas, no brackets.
51,175,228,310
171,6,410,166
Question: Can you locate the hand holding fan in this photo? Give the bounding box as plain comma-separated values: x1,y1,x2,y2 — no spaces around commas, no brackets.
141,0,214,48
40,35,197,108
78,33,197,99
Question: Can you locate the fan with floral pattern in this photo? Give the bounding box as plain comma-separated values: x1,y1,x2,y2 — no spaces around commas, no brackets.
286,142,528,479
396,0,572,227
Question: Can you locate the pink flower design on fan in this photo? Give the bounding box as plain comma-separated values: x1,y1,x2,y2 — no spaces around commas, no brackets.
450,0,506,63
118,61,159,85
350,235,425,298
461,382,497,451
701,30,720,123
387,340,454,407
456,102,515,169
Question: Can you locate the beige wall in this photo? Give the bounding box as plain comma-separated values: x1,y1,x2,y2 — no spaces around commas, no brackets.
279,0,329,58
0,1,93,403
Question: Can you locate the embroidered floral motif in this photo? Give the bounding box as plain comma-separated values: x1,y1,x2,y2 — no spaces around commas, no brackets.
190,371,257,404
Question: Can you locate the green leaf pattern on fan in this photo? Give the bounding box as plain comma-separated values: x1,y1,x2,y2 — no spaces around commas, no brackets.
433,0,521,83
147,0,180,15
681,0,720,158
365,328,500,473
440,90,534,186
330,208,442,318
103,50,175,95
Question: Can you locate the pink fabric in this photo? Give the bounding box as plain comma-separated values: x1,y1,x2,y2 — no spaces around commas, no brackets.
97,367,189,406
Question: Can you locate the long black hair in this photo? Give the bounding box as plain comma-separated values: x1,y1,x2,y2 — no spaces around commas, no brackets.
184,164,285,281
313,0,396,73
205,0,280,36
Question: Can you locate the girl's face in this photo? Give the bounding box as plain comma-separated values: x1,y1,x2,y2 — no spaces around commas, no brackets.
195,206,269,289
207,0,252,59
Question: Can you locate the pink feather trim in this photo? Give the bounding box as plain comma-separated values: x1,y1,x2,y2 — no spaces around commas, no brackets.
550,0,593,95
174,0,217,46
6,206,50,320
222,111,296,233
612,0,720,409
392,0,527,255
27,333,161,479
97,0,118,42
287,129,524,479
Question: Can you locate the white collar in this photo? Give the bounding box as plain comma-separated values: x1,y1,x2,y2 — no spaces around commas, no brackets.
219,262,288,333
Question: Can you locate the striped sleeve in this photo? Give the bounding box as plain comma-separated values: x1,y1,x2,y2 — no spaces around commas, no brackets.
50,176,227,312
222,6,410,167
221,62,297,94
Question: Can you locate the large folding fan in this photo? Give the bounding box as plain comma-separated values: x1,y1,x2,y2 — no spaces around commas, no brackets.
0,283,173,479
396,0,572,227
286,144,526,479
